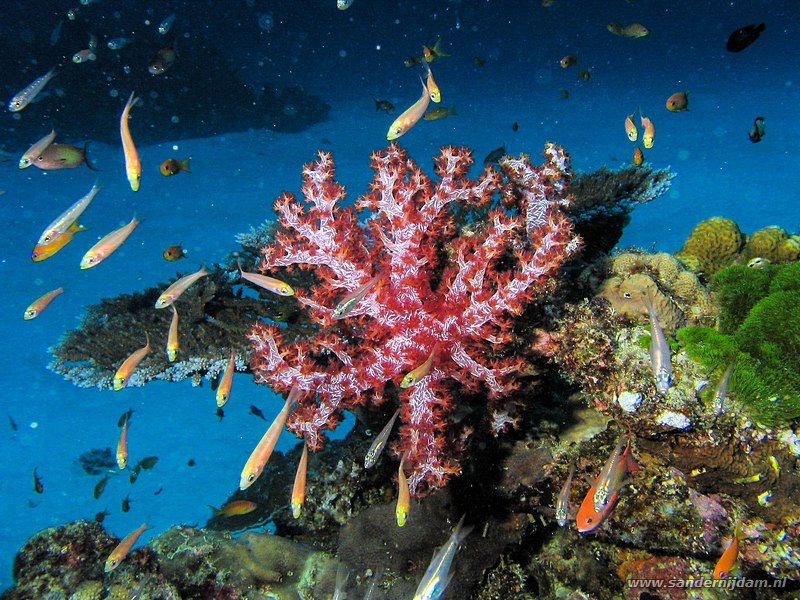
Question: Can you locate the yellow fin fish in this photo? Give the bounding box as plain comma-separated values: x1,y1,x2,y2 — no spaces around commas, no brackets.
20,129,56,168
24,287,64,320
80,216,140,269
240,386,299,490
423,62,441,103
104,523,148,572
120,92,141,191
641,114,655,149
116,417,129,470
400,345,438,388
216,351,236,408
291,441,309,518
113,333,151,391
37,182,100,246
625,113,638,141
396,452,410,526
238,260,294,296
387,81,431,141
155,265,210,309
166,305,179,361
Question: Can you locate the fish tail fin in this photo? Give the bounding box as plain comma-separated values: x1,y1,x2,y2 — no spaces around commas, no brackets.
181,156,192,173
83,142,101,172
208,504,220,516
450,105,458,116
432,36,449,57
756,23,766,33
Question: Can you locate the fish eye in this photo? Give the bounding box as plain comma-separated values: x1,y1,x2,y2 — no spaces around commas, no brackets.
248,474,255,483
623,292,632,299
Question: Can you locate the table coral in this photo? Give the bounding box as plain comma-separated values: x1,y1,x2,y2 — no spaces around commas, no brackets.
247,142,580,494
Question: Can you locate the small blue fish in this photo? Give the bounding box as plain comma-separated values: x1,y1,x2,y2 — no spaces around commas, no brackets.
107,37,132,50
158,13,177,35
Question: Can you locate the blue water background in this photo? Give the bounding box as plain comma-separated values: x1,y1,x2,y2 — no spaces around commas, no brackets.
0,0,797,589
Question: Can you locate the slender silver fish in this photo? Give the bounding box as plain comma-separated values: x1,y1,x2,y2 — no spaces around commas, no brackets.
364,408,400,469
644,298,672,394
19,129,56,169
37,182,100,245
8,67,57,112
713,363,734,414
555,466,574,526
332,562,350,600
413,515,472,600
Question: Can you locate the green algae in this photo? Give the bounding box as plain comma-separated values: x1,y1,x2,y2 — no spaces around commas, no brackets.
677,262,800,424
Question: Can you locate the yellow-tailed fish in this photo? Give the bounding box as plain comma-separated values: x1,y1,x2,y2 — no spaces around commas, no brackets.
412,515,472,599
364,408,400,468
104,523,148,572
291,440,308,518
644,297,671,394
396,452,410,526
80,216,140,269
237,260,293,297
8,67,57,112
641,114,655,149
120,92,141,191
332,275,378,319
116,417,129,469
240,386,299,490
400,345,438,388
37,183,100,246
166,305,179,361
31,223,88,262
592,437,638,512
423,106,457,121
555,466,574,527
625,113,638,142
387,81,431,141
154,265,210,308
19,130,56,168
208,500,257,517
23,287,64,320
113,333,151,391
216,351,236,408
424,62,441,103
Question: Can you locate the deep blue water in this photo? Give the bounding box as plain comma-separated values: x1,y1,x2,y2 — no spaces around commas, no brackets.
0,0,797,591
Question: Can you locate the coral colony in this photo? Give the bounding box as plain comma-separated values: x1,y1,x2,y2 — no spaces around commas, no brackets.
248,142,580,494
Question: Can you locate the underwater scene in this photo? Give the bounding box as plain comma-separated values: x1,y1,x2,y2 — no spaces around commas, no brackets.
1,0,799,598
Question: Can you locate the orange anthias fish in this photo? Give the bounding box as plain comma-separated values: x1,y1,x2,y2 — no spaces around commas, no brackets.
624,113,638,142
291,441,309,518
713,525,742,579
80,216,140,269
665,91,689,112
160,157,191,176
104,523,148,572
163,243,187,261
31,223,88,262
387,81,431,141
240,386,299,490
400,345,438,388
209,500,258,517
238,261,294,297
19,129,56,168
216,351,236,408
113,333,151,391
120,92,141,191
32,143,98,171
396,452,410,526
23,287,64,320
422,37,449,63
641,114,655,149
154,265,210,309
116,417,129,470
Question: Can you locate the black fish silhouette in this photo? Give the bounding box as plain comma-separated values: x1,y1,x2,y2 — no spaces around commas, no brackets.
726,23,766,52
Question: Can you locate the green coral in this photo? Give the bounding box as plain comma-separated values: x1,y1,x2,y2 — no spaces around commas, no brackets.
677,263,800,425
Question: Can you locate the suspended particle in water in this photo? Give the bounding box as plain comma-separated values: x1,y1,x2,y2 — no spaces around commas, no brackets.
258,13,274,33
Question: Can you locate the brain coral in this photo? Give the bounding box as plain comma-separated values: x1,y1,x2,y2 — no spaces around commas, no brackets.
674,217,745,278
598,251,716,332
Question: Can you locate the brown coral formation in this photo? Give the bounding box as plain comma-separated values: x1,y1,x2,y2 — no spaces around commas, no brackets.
598,251,716,332
674,217,799,279
674,217,745,278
